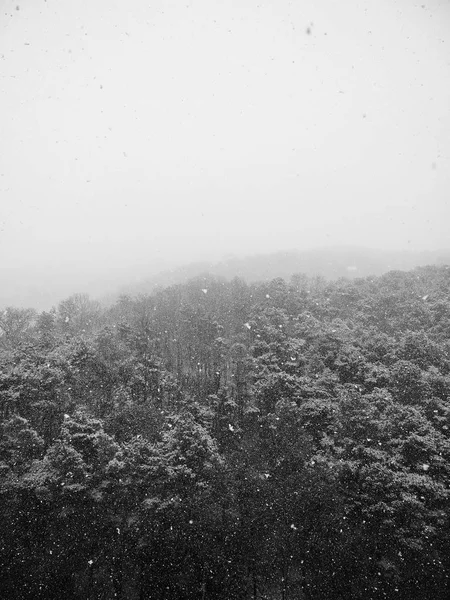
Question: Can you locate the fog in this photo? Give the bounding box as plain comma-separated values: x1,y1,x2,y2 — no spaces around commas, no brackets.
1,0,449,309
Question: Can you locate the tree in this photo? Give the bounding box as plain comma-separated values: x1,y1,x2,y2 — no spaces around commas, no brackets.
0,307,36,349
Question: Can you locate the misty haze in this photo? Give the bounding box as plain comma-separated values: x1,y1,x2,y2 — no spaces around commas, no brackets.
1,1,450,599
1,0,449,308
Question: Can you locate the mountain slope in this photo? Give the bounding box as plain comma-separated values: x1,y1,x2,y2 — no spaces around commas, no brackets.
117,246,450,298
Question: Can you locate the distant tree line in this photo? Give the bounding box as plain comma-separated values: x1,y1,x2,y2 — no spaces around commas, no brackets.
1,266,450,599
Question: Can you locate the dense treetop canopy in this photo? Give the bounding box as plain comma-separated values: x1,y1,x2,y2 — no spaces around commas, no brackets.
1,265,450,599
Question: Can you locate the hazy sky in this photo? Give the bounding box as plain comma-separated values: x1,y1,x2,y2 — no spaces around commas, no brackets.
1,0,450,306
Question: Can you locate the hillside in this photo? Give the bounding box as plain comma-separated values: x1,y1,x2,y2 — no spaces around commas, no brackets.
117,246,450,299
1,265,450,598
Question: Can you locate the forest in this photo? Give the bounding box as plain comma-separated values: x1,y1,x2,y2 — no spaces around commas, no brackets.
1,266,450,599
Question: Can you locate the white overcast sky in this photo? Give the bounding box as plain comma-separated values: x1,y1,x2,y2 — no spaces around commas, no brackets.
0,0,449,305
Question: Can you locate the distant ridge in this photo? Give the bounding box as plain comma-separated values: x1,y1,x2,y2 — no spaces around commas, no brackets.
5,247,449,310
117,246,450,299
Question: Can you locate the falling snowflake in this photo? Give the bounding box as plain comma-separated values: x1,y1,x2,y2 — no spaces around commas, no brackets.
244,323,251,329
228,424,235,432
201,289,208,294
